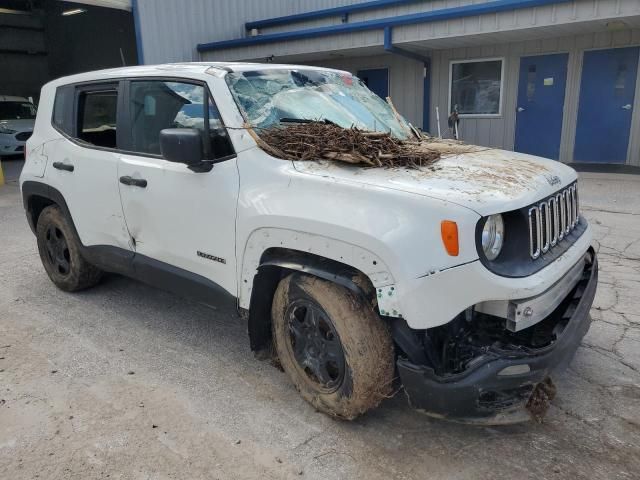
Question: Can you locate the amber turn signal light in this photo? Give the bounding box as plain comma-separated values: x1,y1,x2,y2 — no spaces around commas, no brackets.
441,220,459,256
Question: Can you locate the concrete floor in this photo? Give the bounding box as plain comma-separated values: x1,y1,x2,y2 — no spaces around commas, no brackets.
0,168,639,480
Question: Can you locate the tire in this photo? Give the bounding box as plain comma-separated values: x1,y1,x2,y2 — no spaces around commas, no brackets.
272,272,394,419
36,205,102,292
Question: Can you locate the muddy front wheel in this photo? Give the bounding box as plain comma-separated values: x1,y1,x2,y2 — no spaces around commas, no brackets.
272,272,394,419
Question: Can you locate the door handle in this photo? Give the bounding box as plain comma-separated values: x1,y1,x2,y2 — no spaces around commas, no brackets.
52,161,74,172
119,176,147,188
622,104,632,110
517,107,525,112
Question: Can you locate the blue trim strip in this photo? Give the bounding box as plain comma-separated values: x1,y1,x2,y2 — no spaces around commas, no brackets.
423,58,431,132
199,0,569,52
245,0,423,31
383,27,430,130
131,0,145,65
383,26,429,63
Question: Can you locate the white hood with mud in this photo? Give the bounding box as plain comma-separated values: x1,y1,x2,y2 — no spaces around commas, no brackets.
293,148,577,216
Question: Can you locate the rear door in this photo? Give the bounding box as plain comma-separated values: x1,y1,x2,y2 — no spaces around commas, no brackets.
46,81,132,250
514,53,568,160
116,78,239,295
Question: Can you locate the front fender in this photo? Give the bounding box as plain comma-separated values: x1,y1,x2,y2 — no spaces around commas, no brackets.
235,152,482,322
238,227,394,310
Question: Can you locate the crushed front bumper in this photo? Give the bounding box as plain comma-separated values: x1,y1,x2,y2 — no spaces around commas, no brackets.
397,249,598,424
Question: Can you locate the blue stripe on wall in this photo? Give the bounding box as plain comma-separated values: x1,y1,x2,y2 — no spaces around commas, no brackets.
246,0,425,30
199,0,570,52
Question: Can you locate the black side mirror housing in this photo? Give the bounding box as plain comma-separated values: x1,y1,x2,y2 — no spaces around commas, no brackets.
160,128,204,167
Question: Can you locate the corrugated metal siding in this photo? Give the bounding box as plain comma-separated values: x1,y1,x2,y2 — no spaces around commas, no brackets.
429,29,640,164
137,0,359,63
137,0,640,62
135,0,640,164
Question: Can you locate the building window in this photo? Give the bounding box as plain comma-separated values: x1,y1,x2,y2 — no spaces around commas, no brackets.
449,58,504,116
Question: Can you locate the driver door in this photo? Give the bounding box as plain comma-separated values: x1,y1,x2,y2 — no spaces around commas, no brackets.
117,78,239,297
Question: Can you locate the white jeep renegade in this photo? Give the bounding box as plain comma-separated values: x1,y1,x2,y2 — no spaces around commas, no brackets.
20,63,597,423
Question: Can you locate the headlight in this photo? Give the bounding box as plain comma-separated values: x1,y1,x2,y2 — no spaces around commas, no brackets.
482,214,504,261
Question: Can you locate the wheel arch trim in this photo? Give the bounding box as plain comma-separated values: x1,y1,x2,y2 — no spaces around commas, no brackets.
240,227,400,354
238,227,396,310
21,181,76,237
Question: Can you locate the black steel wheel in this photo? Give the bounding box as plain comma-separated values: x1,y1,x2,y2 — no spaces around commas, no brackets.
44,225,71,276
272,272,394,420
36,205,102,291
285,299,346,393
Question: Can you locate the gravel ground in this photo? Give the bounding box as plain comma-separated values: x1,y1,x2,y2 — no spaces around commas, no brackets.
0,168,639,480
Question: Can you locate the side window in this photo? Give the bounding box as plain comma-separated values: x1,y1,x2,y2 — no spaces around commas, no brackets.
77,88,118,148
128,80,233,159
52,85,74,135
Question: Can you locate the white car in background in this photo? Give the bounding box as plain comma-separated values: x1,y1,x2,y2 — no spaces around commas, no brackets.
0,96,36,158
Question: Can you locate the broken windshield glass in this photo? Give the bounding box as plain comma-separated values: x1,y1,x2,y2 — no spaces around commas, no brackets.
225,69,414,140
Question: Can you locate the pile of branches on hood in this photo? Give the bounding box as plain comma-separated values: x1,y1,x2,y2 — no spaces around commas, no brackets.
252,121,441,169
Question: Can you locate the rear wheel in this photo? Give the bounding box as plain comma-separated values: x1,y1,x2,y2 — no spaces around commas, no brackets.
36,205,102,291
272,272,394,419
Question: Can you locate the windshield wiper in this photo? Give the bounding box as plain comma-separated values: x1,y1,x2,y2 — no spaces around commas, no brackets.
279,117,336,126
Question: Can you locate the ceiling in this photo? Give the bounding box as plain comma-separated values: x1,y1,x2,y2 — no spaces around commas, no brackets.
0,0,131,14
61,0,131,11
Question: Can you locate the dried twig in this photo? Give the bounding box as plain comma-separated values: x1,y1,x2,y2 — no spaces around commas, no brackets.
257,122,441,169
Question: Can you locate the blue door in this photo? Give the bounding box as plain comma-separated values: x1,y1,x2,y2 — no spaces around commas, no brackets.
574,47,639,163
514,54,568,160
358,68,389,99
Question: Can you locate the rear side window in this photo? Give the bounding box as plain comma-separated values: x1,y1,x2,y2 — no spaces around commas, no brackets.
52,85,74,135
77,89,118,149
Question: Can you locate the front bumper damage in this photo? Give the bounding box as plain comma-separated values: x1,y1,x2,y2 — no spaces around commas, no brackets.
396,249,598,424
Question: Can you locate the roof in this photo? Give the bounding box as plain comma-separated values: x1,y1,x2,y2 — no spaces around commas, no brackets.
47,62,348,87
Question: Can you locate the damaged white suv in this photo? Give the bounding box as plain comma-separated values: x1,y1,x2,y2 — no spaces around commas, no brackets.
20,63,597,424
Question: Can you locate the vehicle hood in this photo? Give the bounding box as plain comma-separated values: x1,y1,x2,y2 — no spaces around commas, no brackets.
292,147,578,216
0,118,34,132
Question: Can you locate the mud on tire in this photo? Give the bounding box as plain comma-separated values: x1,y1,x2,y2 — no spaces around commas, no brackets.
36,205,102,292
272,272,395,419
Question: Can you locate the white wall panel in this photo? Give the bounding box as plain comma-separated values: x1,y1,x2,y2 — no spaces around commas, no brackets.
429,29,640,165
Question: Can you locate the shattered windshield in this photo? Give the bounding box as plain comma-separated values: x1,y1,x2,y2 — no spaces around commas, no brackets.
225,69,414,140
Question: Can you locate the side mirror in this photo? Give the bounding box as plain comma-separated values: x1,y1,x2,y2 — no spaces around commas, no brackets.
159,128,203,166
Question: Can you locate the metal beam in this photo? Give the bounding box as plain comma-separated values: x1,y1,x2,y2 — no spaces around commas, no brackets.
383,27,431,131
245,0,424,31
199,0,570,53
383,26,429,64
131,0,144,64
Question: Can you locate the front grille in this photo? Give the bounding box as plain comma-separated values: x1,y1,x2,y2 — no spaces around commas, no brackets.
15,131,31,141
529,183,579,259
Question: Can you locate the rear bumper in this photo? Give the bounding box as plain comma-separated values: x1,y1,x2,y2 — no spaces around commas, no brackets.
397,250,597,424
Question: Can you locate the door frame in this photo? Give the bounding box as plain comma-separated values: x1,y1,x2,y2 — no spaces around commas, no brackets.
356,67,390,99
